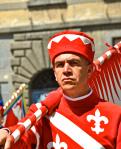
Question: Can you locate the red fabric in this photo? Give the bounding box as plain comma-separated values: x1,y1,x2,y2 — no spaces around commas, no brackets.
4,99,24,127
4,109,18,127
10,92,121,149
48,30,95,63
0,106,3,116
41,87,62,115
88,48,121,103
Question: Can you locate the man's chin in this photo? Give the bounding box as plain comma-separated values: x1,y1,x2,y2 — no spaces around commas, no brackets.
61,84,75,91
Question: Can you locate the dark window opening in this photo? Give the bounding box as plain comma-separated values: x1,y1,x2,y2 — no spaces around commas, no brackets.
29,68,59,103
113,37,121,45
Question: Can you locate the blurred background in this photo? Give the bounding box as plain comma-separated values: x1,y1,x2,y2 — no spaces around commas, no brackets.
0,0,121,106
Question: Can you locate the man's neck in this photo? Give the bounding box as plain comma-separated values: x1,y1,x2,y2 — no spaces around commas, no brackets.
63,86,91,98
63,89,92,101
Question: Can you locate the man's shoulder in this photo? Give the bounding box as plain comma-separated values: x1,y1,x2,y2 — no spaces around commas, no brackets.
98,100,121,113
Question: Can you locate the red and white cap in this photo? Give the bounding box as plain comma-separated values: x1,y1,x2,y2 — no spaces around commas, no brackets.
48,30,95,63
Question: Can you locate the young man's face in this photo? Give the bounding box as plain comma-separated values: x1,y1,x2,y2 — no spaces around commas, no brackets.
53,53,93,97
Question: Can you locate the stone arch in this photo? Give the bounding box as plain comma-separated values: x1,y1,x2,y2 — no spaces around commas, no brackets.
11,32,51,103
29,68,59,103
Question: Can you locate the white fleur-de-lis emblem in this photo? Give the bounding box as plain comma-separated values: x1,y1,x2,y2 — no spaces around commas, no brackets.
47,134,68,149
87,109,109,134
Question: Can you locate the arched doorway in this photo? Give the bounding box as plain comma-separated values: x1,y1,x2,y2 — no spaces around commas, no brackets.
29,68,59,103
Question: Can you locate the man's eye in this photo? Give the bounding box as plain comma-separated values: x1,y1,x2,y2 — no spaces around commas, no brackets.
69,61,80,66
55,63,64,68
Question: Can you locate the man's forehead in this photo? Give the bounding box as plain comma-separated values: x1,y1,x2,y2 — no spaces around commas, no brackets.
54,53,83,62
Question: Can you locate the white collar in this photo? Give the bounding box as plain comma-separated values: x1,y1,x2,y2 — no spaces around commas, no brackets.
63,89,93,101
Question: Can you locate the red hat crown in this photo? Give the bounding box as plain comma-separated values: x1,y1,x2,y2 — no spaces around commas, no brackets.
48,30,95,63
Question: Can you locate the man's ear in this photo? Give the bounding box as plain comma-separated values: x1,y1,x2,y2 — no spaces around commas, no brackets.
54,71,58,81
87,64,93,78
53,66,58,82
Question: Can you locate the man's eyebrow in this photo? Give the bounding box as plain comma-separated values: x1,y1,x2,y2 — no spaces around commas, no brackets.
54,60,64,64
67,58,82,63
68,58,81,61
54,58,82,64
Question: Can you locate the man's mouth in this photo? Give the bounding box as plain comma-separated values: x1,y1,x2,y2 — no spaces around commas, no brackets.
62,78,75,82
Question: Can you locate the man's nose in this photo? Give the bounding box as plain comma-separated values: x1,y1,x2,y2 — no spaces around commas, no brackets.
63,63,71,72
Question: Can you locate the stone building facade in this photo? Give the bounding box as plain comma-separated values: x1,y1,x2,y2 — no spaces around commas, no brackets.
0,0,121,104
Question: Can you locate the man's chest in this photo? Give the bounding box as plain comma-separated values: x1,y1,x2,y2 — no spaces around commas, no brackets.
41,107,117,149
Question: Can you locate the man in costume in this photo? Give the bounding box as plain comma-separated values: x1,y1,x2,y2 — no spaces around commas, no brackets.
0,30,121,149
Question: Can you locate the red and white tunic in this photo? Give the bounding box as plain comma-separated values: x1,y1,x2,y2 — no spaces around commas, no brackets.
11,91,121,149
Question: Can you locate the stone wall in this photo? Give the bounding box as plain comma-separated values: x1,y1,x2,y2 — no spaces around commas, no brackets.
0,1,121,32
11,32,50,93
